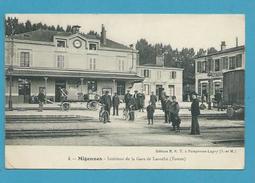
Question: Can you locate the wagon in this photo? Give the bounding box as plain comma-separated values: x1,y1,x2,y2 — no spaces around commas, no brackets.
59,87,100,111
223,69,244,119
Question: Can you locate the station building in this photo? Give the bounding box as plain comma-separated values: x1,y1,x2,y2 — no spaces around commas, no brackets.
132,56,183,103
5,25,143,103
194,41,245,99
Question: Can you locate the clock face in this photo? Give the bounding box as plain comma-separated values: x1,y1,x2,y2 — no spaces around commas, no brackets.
73,39,82,48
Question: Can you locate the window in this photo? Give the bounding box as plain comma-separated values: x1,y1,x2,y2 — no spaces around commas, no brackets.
90,58,96,70
168,85,175,96
208,58,214,72
214,82,221,94
144,84,150,95
201,61,206,73
89,43,97,50
87,80,97,92
215,59,220,71
144,69,150,78
229,56,236,69
197,62,201,73
222,57,228,70
57,40,66,48
157,71,161,79
20,52,30,67
117,81,125,95
170,71,176,79
57,55,64,69
236,54,242,68
119,60,125,71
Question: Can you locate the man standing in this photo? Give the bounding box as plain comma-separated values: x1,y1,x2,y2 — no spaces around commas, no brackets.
191,94,200,135
101,91,112,122
164,96,172,123
38,88,46,112
112,92,120,116
128,96,136,121
124,90,132,109
171,96,180,132
160,88,167,111
138,91,145,112
133,90,139,110
150,91,157,109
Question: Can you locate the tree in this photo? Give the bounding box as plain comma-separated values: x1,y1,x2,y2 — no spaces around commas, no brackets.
66,25,72,32
207,47,217,54
25,20,32,32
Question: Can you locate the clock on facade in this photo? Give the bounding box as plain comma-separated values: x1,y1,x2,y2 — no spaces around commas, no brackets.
73,39,82,48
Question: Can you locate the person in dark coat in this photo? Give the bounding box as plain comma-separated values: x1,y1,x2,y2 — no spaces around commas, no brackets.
38,88,46,112
191,94,201,135
101,91,112,122
138,91,145,112
150,91,157,109
215,90,223,111
124,90,132,109
146,102,155,125
128,96,136,121
112,92,120,116
171,96,181,132
133,90,139,110
160,88,167,111
164,96,172,123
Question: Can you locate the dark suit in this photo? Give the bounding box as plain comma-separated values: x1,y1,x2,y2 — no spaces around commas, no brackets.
112,95,120,115
191,98,200,135
150,94,157,109
101,94,112,116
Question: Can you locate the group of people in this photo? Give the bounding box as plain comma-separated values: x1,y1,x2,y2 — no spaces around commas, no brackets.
146,88,201,135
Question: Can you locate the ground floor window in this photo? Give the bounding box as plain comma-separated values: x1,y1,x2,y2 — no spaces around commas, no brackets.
117,81,125,95
144,84,150,95
168,85,175,96
87,80,97,93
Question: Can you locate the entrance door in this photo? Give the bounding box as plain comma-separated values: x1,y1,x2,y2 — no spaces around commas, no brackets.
18,79,31,103
156,85,163,100
55,80,66,102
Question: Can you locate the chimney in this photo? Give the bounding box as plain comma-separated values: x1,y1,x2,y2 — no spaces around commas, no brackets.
236,37,239,47
71,25,81,34
101,24,106,45
221,41,226,51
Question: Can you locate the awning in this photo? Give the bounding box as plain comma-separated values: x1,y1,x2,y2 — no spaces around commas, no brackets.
6,68,144,82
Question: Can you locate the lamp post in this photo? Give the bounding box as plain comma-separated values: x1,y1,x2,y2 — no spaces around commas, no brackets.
8,25,15,111
207,72,213,110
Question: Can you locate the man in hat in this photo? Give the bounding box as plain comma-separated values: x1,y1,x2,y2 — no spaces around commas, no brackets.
101,90,112,122
38,88,46,112
190,93,200,135
112,92,120,116
124,90,132,110
171,96,181,132
164,96,172,123
133,90,139,110
150,91,157,109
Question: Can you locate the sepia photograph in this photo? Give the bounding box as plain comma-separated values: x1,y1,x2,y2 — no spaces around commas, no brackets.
4,14,245,169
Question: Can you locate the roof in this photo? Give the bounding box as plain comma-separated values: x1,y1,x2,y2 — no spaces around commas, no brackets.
7,67,144,81
11,29,132,50
195,45,245,59
137,63,184,70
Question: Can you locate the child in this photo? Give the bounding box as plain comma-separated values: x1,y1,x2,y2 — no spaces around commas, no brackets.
147,102,155,125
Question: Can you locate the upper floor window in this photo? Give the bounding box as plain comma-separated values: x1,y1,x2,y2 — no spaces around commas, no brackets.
90,58,96,70
215,59,220,71
57,40,66,48
89,43,97,50
197,61,207,73
229,56,236,69
157,71,161,79
20,52,30,67
170,71,176,79
222,57,228,70
236,54,242,68
57,55,64,69
144,69,150,78
119,60,125,71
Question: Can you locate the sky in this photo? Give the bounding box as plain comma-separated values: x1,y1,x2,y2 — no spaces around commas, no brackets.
7,14,245,51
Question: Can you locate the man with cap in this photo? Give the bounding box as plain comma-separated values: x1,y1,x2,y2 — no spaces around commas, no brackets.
101,90,112,122
164,96,172,123
112,92,120,116
149,91,157,109
124,90,132,110
191,93,200,135
170,96,181,132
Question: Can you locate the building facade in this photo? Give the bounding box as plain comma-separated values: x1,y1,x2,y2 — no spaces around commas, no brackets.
195,42,245,100
132,62,183,103
5,25,143,104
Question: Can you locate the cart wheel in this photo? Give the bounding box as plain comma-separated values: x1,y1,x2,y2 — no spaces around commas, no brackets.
87,101,98,110
62,102,70,111
227,107,235,119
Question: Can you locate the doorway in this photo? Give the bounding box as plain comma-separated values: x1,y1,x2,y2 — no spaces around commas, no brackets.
55,80,66,102
18,78,31,103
